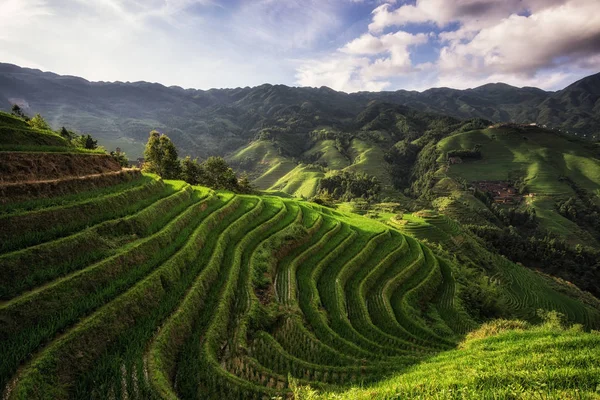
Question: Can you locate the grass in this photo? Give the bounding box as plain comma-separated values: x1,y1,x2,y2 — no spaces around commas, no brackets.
2,175,600,399
0,183,201,300
311,323,600,400
230,137,402,199
343,138,395,194
228,140,297,190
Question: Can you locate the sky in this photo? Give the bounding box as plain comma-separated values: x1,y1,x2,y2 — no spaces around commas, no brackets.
1,0,599,93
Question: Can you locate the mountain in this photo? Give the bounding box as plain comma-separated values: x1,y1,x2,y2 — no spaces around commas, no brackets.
2,70,600,399
1,63,599,159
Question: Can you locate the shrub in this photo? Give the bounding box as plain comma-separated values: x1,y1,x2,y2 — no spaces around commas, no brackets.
463,319,530,342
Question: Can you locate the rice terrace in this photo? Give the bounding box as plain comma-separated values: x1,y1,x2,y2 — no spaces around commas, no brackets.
2,1,600,398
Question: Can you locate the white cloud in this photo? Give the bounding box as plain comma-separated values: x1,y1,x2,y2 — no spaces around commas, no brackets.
297,30,428,92
341,31,427,55
436,0,600,84
368,0,570,32
296,56,391,92
297,0,600,92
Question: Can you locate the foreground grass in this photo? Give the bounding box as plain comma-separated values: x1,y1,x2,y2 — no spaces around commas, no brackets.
301,321,600,400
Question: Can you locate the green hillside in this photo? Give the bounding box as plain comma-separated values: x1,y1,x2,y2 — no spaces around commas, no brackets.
315,322,600,399
2,64,599,160
436,125,600,243
1,172,599,399
0,111,68,150
438,126,600,193
0,111,104,154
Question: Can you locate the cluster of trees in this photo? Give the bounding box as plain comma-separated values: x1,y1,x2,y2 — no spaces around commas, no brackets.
472,187,536,228
181,156,251,191
556,196,600,236
490,204,537,228
556,178,600,237
454,263,503,320
468,225,600,298
385,139,420,189
59,127,99,150
386,137,449,199
109,151,129,167
317,170,380,201
143,130,250,192
409,142,439,199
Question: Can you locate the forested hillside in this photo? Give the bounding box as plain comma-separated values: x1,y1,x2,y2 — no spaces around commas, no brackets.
1,63,599,159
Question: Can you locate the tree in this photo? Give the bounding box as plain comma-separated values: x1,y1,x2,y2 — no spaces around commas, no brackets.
181,156,201,185
202,156,237,190
143,130,180,179
237,173,253,193
159,134,181,179
11,104,29,120
143,130,162,174
83,134,98,149
59,127,73,140
28,113,51,130
70,133,99,150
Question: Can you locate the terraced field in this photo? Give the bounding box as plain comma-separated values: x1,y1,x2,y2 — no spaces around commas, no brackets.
2,173,600,399
437,126,600,241
395,212,600,326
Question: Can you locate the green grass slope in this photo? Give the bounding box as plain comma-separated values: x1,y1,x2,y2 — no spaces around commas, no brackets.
229,137,400,199
303,139,351,170
268,164,324,198
438,126,600,193
1,175,599,399
0,112,103,153
228,140,297,190
344,138,393,189
314,322,600,400
437,126,600,241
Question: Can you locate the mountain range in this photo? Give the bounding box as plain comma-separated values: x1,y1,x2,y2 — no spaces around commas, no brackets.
1,63,599,159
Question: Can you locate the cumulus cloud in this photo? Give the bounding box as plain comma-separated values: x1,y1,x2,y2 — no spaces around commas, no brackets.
297,30,429,92
368,0,569,32
437,0,600,77
341,31,428,55
295,56,391,92
297,0,600,92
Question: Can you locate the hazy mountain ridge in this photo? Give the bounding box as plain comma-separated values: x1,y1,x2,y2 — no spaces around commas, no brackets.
1,63,599,158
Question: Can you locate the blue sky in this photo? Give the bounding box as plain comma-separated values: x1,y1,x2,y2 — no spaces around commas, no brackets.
1,0,599,92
